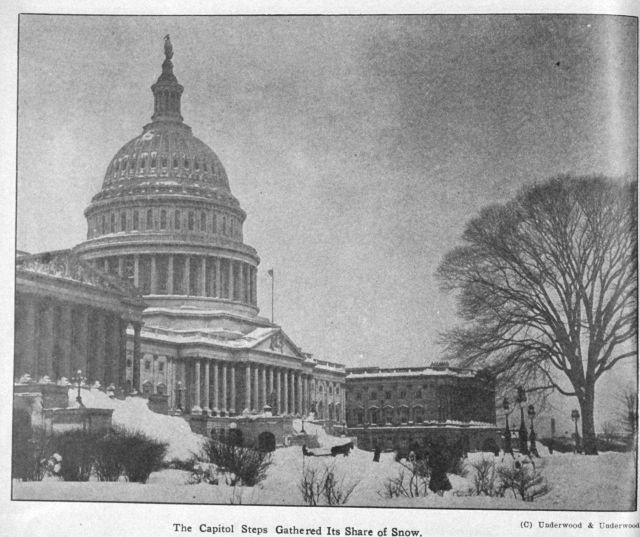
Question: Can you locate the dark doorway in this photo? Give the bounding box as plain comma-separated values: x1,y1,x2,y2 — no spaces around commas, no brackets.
227,428,243,447
257,431,276,452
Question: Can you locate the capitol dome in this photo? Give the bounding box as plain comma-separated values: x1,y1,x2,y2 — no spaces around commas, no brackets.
98,122,232,199
76,37,260,318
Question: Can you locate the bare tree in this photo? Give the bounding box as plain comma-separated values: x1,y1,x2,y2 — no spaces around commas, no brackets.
437,176,637,455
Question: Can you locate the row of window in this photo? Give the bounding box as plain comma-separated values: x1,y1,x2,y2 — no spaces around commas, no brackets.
89,208,241,239
109,152,222,181
316,384,340,395
348,406,428,426
351,387,427,401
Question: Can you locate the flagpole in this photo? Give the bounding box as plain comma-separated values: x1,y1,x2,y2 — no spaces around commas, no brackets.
268,269,274,323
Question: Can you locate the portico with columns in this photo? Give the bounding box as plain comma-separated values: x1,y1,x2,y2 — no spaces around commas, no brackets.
132,323,345,421
15,251,145,388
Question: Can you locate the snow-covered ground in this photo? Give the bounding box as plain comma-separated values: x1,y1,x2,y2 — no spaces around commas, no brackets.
13,391,637,509
71,388,205,461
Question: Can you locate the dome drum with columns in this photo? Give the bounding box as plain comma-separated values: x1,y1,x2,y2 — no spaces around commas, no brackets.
73,37,347,426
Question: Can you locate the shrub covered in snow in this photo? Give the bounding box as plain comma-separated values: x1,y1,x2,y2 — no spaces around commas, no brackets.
51,429,102,481
496,458,549,501
381,459,430,499
12,424,52,481
299,459,359,506
113,429,167,483
90,428,168,483
469,456,497,496
187,461,219,485
203,439,271,486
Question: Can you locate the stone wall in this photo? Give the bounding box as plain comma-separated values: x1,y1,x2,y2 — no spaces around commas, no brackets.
348,425,500,454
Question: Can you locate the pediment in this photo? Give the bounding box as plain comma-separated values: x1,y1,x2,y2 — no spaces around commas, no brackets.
253,329,302,358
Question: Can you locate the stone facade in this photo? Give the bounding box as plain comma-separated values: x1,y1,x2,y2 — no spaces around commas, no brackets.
15,250,146,388
345,365,499,452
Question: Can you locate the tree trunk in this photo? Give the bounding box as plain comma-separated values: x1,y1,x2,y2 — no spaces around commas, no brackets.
580,388,598,455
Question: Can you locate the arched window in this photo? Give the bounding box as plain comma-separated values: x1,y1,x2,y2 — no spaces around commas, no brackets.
194,159,200,171
188,211,194,231
110,213,115,233
203,161,208,171
174,210,181,230
222,216,226,235
200,212,207,231
121,158,127,174
133,210,139,230
140,155,147,169
101,215,106,234
150,153,157,168
173,155,179,168
384,406,394,425
369,408,379,426
161,156,167,169
160,210,167,230
212,213,217,233
184,157,189,169
413,406,423,424
146,209,153,229
120,212,127,231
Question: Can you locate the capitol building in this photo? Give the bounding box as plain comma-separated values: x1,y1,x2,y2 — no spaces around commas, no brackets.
16,38,346,437
15,37,496,450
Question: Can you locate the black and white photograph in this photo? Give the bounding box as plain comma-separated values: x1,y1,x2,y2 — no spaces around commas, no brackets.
3,4,639,534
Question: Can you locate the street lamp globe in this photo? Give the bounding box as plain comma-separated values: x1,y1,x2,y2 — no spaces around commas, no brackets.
516,386,527,404
527,404,536,420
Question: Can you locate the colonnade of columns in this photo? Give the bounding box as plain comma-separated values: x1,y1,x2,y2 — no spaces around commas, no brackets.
310,378,346,422
183,359,322,417
14,294,142,390
97,254,257,305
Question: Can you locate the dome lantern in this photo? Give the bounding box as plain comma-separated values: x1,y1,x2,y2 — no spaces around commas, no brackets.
151,35,184,123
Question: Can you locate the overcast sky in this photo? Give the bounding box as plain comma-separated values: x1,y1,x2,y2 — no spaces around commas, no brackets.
17,16,637,422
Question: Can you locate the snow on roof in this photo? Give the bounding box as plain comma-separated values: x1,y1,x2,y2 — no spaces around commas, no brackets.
346,367,477,379
347,419,496,429
137,325,281,350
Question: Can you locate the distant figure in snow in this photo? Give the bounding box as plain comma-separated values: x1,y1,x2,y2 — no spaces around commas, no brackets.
373,444,381,462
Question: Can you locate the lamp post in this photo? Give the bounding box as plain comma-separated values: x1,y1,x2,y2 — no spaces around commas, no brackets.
571,409,581,454
71,369,86,408
176,381,184,413
516,386,529,455
502,397,513,457
528,404,539,457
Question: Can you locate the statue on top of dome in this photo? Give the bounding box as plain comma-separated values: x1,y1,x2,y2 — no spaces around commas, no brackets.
164,34,173,60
